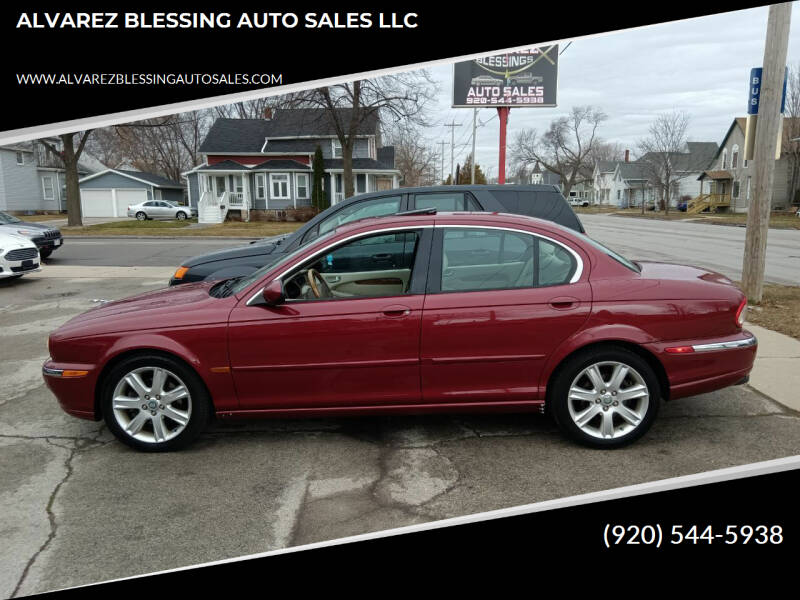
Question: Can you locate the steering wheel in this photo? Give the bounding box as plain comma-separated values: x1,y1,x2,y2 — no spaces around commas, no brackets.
306,268,333,298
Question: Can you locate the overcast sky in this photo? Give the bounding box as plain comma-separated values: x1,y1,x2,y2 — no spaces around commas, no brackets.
420,4,800,180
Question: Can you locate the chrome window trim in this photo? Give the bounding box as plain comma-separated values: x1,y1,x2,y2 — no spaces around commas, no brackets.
437,224,584,284
246,225,433,306
692,336,757,352
245,222,584,306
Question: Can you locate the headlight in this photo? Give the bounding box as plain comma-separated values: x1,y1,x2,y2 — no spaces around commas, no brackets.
17,229,38,236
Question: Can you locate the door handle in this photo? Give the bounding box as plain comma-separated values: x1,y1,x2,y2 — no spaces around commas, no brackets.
382,304,411,317
548,296,580,310
372,253,392,260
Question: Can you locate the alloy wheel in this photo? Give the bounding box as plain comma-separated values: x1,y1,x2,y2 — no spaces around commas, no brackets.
111,366,192,444
566,361,650,440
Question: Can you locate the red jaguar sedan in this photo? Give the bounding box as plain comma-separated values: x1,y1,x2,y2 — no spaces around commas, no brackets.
43,212,756,451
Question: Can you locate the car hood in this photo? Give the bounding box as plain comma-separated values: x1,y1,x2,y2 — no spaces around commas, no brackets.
183,238,284,267
0,221,57,234
52,281,234,339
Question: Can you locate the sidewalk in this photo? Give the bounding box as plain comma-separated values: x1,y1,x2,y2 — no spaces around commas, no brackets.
27,265,174,279
745,323,800,412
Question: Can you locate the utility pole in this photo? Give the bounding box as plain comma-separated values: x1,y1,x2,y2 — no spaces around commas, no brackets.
471,108,478,184
444,121,461,184
439,140,446,185
741,3,792,303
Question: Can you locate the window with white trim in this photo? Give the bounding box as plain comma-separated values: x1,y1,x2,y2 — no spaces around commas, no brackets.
255,174,265,199
295,173,310,199
731,145,739,169
721,149,728,169
41,175,55,200
332,139,343,159
16,151,24,165
270,173,290,199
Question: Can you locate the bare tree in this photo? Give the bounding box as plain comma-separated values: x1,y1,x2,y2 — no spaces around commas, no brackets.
87,111,212,182
41,132,92,227
212,97,285,120
637,110,691,214
510,106,607,198
785,61,800,207
590,141,626,163
284,71,439,198
385,124,439,187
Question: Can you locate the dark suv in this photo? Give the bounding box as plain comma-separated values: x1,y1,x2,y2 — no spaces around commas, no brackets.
0,211,64,259
169,185,584,286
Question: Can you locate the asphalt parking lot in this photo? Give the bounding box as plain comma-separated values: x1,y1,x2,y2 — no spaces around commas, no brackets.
2,270,800,596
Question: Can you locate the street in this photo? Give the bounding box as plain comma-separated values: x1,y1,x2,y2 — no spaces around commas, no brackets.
581,214,800,285
48,215,800,287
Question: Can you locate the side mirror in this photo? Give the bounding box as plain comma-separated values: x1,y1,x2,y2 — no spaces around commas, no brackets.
261,279,285,306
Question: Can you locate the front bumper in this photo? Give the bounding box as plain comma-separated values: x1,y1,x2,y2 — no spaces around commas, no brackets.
31,235,63,253
0,258,40,277
42,358,100,420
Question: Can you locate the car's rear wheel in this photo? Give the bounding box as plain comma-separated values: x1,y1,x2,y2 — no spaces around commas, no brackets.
550,347,660,448
101,354,211,452
136,211,147,221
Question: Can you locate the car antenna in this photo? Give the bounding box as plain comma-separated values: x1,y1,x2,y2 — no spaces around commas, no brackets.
394,207,437,216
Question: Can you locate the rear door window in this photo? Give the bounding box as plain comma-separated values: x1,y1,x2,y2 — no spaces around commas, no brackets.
412,192,481,212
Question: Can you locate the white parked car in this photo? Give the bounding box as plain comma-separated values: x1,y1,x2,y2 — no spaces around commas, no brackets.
127,200,197,221
0,231,41,280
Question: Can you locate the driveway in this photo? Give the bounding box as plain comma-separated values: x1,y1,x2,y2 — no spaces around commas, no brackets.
581,214,800,285
1,271,799,596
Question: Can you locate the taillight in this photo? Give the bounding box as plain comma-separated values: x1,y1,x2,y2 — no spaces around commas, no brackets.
735,297,747,328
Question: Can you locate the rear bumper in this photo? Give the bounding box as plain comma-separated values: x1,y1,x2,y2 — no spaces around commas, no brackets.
644,330,757,400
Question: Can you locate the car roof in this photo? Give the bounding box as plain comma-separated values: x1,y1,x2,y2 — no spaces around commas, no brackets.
332,210,575,238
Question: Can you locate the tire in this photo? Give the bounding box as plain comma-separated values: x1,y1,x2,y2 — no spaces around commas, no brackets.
39,249,52,259
550,346,660,448
101,354,211,452
176,211,187,220
136,211,147,221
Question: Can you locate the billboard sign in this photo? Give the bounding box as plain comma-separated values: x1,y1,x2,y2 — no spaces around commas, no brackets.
452,46,558,108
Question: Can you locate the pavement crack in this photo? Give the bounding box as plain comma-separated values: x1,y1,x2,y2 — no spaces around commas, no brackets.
10,440,79,599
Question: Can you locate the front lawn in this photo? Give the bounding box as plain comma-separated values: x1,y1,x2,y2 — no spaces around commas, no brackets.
61,219,304,237
746,284,800,341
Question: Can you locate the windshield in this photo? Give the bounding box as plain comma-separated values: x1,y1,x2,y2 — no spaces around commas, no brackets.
0,211,22,224
571,230,641,273
225,230,337,296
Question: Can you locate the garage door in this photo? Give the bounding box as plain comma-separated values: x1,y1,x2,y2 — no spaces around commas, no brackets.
81,189,114,217
116,190,147,216
81,189,148,217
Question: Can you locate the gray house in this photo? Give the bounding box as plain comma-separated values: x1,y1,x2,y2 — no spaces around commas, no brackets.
0,139,92,213
78,169,186,217
185,108,400,222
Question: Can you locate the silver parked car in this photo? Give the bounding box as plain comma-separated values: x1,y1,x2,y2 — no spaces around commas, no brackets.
127,200,196,221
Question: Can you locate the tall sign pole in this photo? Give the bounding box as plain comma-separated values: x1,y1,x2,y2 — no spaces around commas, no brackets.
444,121,461,183
471,108,478,184
498,107,510,184
741,3,792,303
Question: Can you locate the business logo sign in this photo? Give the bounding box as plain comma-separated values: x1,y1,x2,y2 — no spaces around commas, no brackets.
452,46,558,108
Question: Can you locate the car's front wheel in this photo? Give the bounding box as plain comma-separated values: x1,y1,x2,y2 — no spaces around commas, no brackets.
135,211,147,221
176,211,187,220
550,347,660,448
101,354,211,451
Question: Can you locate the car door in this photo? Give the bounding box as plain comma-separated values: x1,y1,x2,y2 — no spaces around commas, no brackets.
420,225,592,405
227,226,433,410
